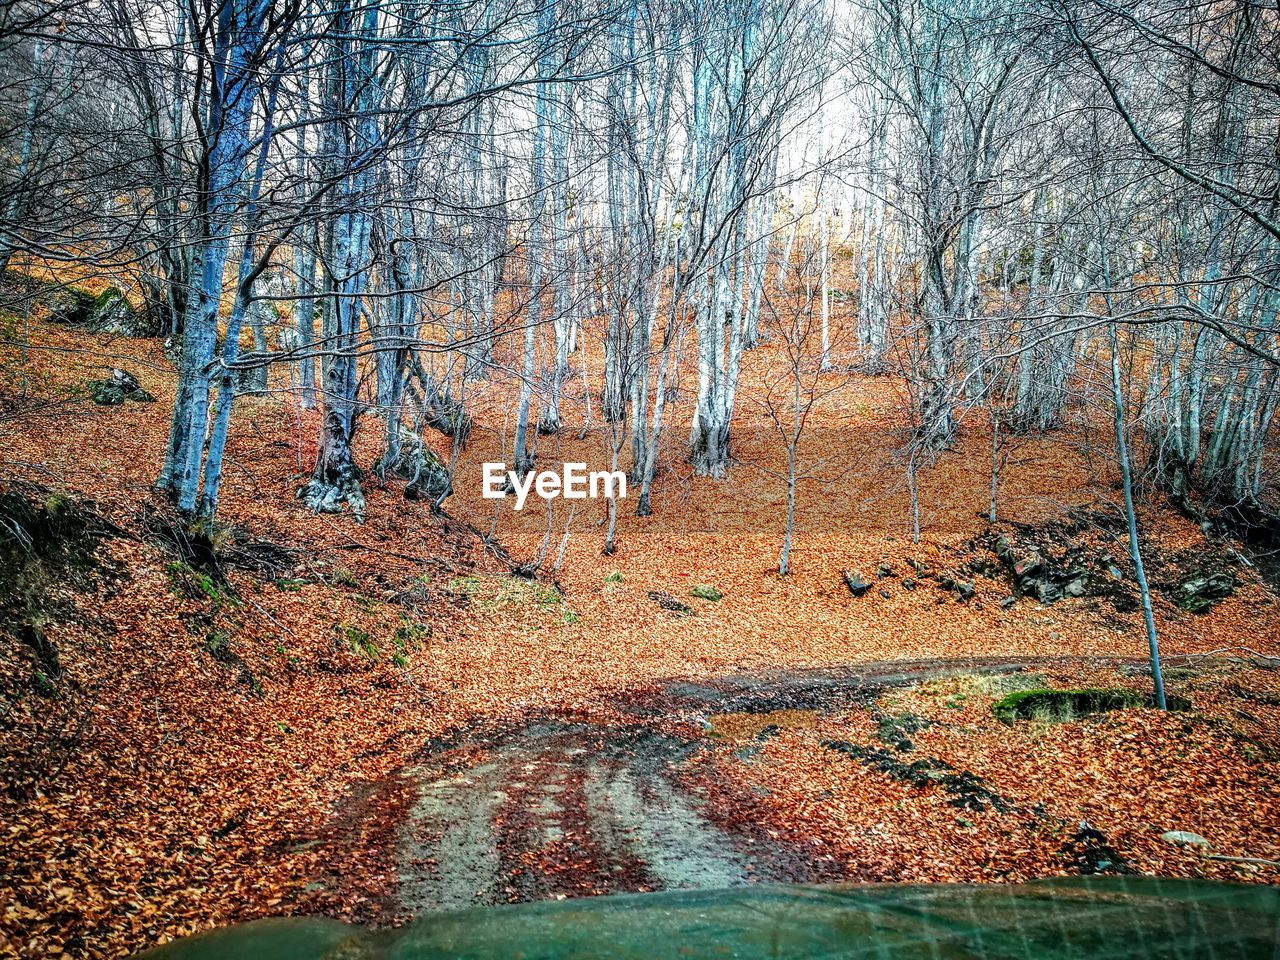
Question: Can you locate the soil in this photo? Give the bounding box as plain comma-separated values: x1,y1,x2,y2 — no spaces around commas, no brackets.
387,657,1093,915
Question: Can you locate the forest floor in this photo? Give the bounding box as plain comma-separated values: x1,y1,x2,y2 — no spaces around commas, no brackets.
2,303,1280,958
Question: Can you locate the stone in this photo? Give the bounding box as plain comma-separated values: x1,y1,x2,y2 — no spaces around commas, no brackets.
86,368,155,405
842,571,871,597
1160,830,1210,848
1031,579,1063,605
648,591,694,615
1174,571,1235,614
1063,570,1089,597
1013,553,1044,579
48,285,153,336
999,595,1017,609
994,536,1015,565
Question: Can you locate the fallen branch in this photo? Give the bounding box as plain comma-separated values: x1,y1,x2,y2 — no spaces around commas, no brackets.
1206,854,1280,868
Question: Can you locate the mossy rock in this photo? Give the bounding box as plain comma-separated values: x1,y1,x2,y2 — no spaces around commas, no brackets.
992,687,1190,725
690,584,723,601
88,379,129,405
45,285,155,336
44,287,98,326
1172,570,1235,613
86,369,155,405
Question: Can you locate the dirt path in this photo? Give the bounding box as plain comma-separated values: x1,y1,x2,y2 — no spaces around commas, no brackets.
393,657,1069,913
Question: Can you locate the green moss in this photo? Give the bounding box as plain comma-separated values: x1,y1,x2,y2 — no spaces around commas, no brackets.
42,492,73,517
533,585,561,607
339,622,379,660
92,286,125,312
204,631,236,664
991,687,1187,725
391,617,429,664
690,584,723,602
604,571,623,584
448,574,574,621
167,560,229,604
331,567,359,589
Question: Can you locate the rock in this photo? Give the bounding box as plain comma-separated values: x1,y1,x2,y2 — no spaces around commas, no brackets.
88,288,145,335
842,570,871,597
89,380,127,406
994,536,1016,565
297,474,366,520
44,287,91,325
1030,578,1063,605
86,368,154,405
1174,571,1235,613
47,285,153,336
1160,830,1210,848
1063,570,1089,597
999,595,1017,609
1013,553,1044,579
954,581,975,601
902,578,916,591
879,589,891,599
876,563,894,578
648,591,694,615
163,336,182,364
690,584,723,602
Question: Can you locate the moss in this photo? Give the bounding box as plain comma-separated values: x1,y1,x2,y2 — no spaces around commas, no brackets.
447,574,574,622
447,575,483,595
31,668,58,698
92,286,125,313
391,617,429,663
690,584,723,601
1,487,113,694
167,560,230,604
991,687,1188,725
533,585,561,607
204,631,237,665
339,622,379,660
920,671,1045,699
604,571,623,583
42,492,73,518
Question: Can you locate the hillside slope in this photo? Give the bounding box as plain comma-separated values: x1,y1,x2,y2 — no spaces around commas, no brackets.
2,316,1279,958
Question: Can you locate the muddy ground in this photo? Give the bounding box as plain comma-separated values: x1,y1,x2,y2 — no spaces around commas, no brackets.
386,657,1083,914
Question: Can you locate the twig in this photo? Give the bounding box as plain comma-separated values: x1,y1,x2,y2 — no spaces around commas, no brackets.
1206,854,1280,868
